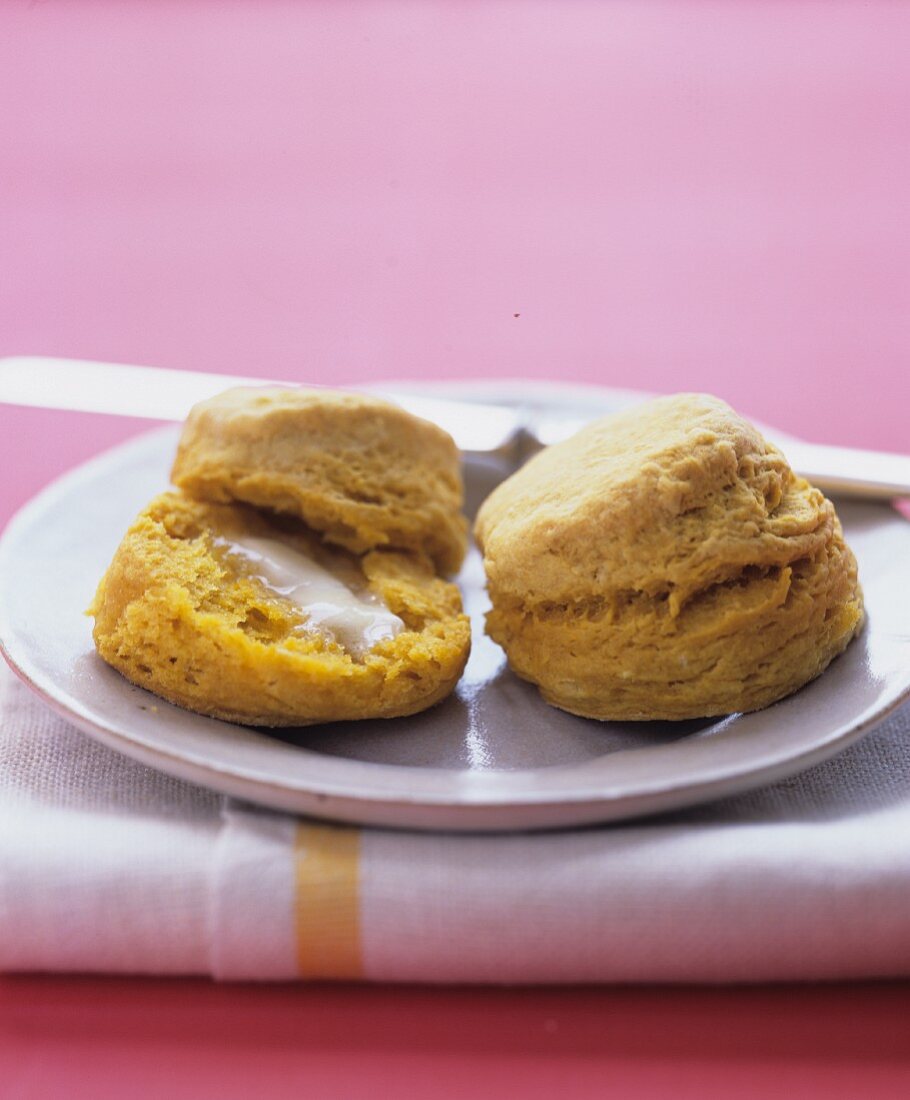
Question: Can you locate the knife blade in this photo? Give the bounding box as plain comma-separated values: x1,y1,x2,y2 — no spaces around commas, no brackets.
2,356,908,501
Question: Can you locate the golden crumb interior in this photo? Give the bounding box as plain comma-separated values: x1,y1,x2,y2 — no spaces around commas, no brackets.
90,492,471,726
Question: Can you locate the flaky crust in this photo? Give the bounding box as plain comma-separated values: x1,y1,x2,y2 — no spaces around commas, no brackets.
474,394,863,720
90,492,470,726
171,387,467,574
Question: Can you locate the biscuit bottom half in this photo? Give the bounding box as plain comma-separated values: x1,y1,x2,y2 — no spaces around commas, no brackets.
89,493,470,726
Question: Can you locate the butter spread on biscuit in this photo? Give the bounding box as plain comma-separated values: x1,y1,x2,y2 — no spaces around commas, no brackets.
216,535,404,656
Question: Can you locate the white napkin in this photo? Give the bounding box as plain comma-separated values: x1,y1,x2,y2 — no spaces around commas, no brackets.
2,660,910,983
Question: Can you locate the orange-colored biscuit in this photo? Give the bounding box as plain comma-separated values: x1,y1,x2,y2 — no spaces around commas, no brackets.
90,492,470,726
171,386,467,574
475,394,863,720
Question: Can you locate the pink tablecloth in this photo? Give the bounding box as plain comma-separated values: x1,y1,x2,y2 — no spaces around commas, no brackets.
2,2,909,1096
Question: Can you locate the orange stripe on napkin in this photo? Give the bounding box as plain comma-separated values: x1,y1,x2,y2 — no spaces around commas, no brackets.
293,823,362,979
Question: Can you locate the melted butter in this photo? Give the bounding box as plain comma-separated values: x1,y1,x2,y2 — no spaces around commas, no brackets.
216,534,404,656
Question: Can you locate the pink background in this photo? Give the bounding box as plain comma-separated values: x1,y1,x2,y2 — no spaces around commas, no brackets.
1,2,909,1095
2,1,909,451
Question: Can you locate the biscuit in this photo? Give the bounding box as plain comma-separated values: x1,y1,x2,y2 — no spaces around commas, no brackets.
171,387,467,574
474,393,863,720
90,492,471,726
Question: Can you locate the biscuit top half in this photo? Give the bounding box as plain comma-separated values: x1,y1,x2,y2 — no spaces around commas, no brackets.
474,393,834,609
172,386,467,574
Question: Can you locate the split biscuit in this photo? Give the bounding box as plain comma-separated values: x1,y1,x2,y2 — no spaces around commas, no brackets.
171,386,467,574
90,492,470,726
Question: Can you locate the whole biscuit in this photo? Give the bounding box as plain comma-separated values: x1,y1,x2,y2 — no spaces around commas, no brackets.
90,492,471,726
474,393,864,720
171,387,467,574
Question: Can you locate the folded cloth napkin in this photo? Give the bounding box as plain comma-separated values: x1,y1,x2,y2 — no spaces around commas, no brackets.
2,660,910,983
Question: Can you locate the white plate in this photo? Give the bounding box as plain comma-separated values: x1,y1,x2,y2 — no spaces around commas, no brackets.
2,384,909,832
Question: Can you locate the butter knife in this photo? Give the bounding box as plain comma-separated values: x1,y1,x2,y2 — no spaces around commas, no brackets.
2,356,908,501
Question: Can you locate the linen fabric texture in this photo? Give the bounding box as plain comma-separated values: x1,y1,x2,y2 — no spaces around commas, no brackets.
2,663,909,983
